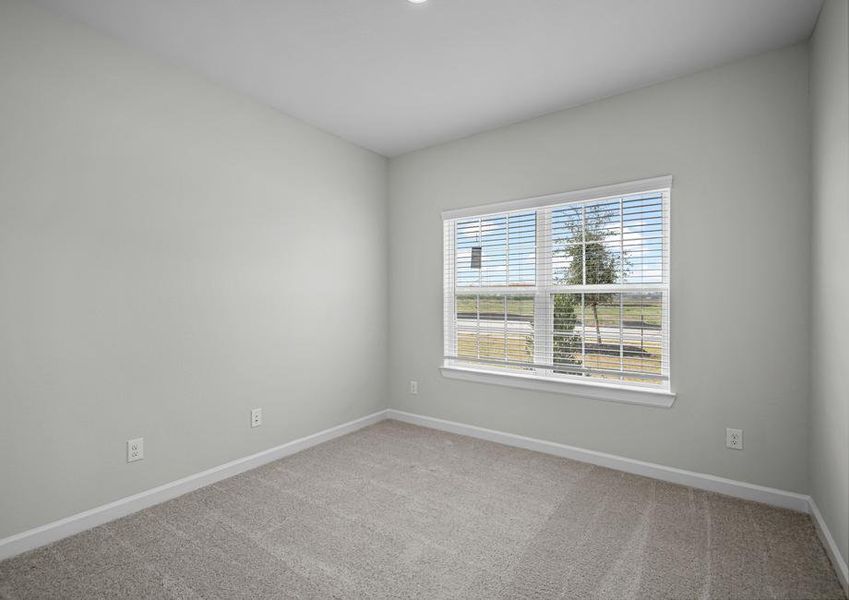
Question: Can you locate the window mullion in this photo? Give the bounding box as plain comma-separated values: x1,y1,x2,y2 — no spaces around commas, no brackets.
444,220,456,360
475,294,480,360
505,213,510,285
534,208,552,375
619,198,624,378
619,292,624,379
580,205,586,367
580,293,586,366
503,296,508,364
477,217,482,288
581,204,586,286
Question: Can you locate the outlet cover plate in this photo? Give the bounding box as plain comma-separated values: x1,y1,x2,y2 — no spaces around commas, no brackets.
251,408,262,428
726,428,743,450
127,437,144,462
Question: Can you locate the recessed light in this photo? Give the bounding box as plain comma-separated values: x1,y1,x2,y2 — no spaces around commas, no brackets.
408,0,427,4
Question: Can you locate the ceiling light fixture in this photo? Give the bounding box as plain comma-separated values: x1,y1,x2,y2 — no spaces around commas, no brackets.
408,0,428,4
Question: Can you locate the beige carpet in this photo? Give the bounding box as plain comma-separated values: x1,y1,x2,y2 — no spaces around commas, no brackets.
0,420,844,599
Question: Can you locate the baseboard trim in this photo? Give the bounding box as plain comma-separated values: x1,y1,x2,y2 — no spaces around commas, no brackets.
386,409,810,512
0,409,388,561
809,498,849,595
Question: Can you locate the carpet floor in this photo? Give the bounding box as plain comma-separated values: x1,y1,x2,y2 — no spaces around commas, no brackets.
0,420,844,599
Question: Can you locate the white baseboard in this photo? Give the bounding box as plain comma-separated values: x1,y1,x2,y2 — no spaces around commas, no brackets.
0,409,388,562
386,409,810,512
809,498,849,595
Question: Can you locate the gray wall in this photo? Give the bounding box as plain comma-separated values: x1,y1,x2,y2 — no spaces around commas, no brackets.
388,44,812,494
810,0,849,567
0,0,388,540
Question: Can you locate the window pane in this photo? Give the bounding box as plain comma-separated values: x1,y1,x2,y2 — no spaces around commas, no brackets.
552,205,582,284
455,212,535,288
480,215,507,286
455,294,479,360
553,194,666,286
622,194,664,284
584,199,622,286
456,220,482,288
553,293,582,372
621,292,663,382
456,294,534,367
552,292,664,382
581,292,623,380
552,199,623,285
507,212,536,286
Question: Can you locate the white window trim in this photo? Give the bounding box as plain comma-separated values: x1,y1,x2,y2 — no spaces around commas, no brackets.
442,175,674,408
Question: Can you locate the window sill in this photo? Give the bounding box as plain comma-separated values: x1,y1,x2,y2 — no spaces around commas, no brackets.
439,365,676,408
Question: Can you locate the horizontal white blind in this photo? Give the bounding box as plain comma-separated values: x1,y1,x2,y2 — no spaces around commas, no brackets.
443,180,670,389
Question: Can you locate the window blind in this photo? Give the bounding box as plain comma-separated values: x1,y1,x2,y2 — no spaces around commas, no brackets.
443,178,671,390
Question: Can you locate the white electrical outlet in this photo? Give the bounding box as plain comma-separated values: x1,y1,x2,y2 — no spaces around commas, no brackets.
251,408,262,428
409,380,418,395
726,428,743,450
127,437,144,462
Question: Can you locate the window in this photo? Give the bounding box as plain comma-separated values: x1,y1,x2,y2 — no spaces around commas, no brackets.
442,177,673,405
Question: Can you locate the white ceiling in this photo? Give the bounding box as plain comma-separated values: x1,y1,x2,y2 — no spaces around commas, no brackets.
35,0,822,156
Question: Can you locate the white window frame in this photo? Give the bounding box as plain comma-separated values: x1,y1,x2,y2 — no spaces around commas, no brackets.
441,176,675,408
